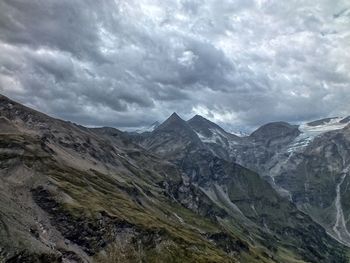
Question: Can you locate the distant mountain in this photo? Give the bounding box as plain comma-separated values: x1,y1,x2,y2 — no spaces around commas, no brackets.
188,114,350,247
188,115,239,146
249,122,300,144
140,113,204,160
0,94,349,263
269,118,350,246
137,113,349,262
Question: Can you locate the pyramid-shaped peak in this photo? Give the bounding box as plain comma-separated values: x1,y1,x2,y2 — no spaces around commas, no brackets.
154,112,188,132
188,114,221,129
190,114,207,121
188,114,212,123
188,114,240,140
168,112,182,121
166,112,185,123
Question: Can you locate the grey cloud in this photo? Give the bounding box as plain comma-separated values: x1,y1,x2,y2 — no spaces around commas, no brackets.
0,0,349,130
0,0,108,62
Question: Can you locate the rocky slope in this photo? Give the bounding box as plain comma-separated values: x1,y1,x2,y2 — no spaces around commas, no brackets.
233,117,350,247
185,113,350,248
0,95,252,262
0,94,349,262
136,113,349,262
269,119,350,246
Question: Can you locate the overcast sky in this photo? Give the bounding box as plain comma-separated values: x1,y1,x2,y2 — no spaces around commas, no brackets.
0,0,349,131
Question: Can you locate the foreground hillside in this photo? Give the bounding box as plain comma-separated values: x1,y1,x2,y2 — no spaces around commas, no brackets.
0,95,348,262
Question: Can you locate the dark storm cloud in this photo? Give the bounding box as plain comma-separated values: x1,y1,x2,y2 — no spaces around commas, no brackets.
0,0,349,131
0,0,107,62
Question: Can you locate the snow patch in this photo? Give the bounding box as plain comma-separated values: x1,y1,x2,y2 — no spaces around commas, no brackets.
231,130,249,137
287,117,348,153
195,128,228,146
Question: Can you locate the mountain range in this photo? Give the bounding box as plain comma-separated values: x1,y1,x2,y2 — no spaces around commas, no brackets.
0,94,349,263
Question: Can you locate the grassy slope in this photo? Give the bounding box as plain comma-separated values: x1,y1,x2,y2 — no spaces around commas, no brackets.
0,132,279,263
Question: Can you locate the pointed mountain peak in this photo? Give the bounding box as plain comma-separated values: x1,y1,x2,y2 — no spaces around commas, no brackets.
188,114,224,131
168,112,182,121
154,112,188,132
191,114,206,120
188,114,240,141
188,115,217,127
164,112,185,124
188,114,213,125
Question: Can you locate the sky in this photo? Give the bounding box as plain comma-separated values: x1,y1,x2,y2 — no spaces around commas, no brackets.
0,0,349,132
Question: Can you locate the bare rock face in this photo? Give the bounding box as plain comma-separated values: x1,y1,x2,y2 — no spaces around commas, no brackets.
270,125,350,246
137,113,349,263
0,117,20,134
238,120,350,246
183,112,350,247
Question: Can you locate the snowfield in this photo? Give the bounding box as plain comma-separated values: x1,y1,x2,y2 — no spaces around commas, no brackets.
287,117,349,153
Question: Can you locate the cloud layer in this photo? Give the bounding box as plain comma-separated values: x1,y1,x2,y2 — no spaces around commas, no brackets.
0,0,349,131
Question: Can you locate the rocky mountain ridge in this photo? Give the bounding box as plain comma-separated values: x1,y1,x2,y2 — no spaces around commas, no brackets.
0,94,349,262
159,112,350,247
